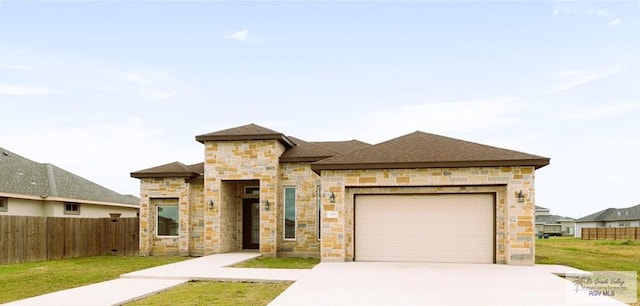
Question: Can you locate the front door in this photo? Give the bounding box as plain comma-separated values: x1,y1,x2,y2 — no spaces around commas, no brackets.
242,199,260,249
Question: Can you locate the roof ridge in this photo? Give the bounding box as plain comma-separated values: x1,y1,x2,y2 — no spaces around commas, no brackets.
45,163,58,197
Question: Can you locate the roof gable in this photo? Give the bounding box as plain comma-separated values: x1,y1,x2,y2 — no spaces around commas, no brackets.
195,123,294,147
0,147,139,206
311,131,550,173
130,161,202,178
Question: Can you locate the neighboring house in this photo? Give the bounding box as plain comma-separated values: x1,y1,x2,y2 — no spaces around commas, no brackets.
574,204,640,238
131,123,550,265
534,206,575,236
1,147,139,218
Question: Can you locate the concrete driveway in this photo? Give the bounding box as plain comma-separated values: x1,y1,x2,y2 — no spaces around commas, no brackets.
269,262,628,306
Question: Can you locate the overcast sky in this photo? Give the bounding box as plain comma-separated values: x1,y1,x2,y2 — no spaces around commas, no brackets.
1,1,639,218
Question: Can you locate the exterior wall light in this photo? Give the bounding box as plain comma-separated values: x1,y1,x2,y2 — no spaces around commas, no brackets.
517,191,525,203
208,200,214,209
329,192,336,203
265,200,270,211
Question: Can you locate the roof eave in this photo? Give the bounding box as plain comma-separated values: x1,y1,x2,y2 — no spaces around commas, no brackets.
311,159,551,174
195,133,295,148
130,172,200,179
280,156,333,163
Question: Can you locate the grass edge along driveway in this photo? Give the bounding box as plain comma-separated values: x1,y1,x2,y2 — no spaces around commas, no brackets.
0,255,188,303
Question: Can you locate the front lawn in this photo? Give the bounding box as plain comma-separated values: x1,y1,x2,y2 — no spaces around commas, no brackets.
126,281,291,306
0,255,188,303
536,237,640,304
231,256,319,269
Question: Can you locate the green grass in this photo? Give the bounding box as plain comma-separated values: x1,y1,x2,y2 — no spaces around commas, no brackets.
126,281,291,306
0,255,188,303
231,257,319,269
536,237,640,304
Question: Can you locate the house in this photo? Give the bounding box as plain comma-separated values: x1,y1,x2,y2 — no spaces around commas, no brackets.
534,206,575,236
0,147,139,218
574,204,640,238
131,123,550,265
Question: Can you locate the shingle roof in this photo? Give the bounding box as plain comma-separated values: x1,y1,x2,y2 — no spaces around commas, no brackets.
280,137,372,163
311,131,550,173
536,214,575,225
575,204,640,222
0,147,139,206
130,161,202,178
195,123,294,147
313,140,371,154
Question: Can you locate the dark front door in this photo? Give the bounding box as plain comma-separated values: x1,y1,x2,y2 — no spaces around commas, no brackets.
242,199,260,249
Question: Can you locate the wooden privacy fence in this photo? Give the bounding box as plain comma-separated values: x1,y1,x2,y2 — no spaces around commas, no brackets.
0,216,138,265
581,227,640,240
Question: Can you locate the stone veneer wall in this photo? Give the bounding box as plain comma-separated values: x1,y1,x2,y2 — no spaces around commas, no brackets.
219,182,238,252
188,181,205,256
138,177,192,256
278,162,321,258
319,166,536,265
203,140,285,256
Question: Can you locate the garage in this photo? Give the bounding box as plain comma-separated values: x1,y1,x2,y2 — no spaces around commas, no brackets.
354,193,494,263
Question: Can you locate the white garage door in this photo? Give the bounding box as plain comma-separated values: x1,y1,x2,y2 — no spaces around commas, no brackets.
355,194,494,263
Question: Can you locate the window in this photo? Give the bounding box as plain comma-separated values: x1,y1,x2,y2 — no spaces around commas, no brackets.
619,221,631,227
0,197,7,212
317,185,321,240
284,187,296,240
244,186,260,195
64,202,80,215
157,206,179,237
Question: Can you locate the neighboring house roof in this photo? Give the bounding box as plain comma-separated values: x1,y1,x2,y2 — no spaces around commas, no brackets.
0,147,139,206
195,123,295,148
130,161,202,178
536,214,575,225
575,204,640,223
311,131,550,173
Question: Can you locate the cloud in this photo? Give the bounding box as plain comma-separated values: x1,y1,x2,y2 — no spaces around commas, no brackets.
563,102,640,120
551,67,621,92
606,19,621,27
123,73,151,85
593,9,610,17
0,63,28,70
552,8,578,17
360,98,523,142
0,84,54,96
122,71,186,101
224,30,265,43
228,30,250,41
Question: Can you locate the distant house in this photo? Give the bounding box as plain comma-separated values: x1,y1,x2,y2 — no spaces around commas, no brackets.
574,204,640,238
535,206,575,237
0,147,139,218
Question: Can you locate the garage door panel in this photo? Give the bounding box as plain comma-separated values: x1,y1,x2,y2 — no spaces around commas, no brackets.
355,194,494,263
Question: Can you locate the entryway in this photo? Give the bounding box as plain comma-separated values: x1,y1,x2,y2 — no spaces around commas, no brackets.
242,198,260,250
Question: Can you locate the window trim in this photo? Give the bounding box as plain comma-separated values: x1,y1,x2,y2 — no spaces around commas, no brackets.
283,186,296,240
156,205,179,237
64,202,80,215
0,197,7,212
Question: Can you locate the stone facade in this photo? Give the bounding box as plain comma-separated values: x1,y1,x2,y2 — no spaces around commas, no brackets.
319,166,536,265
278,162,321,258
134,124,547,266
203,140,285,257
